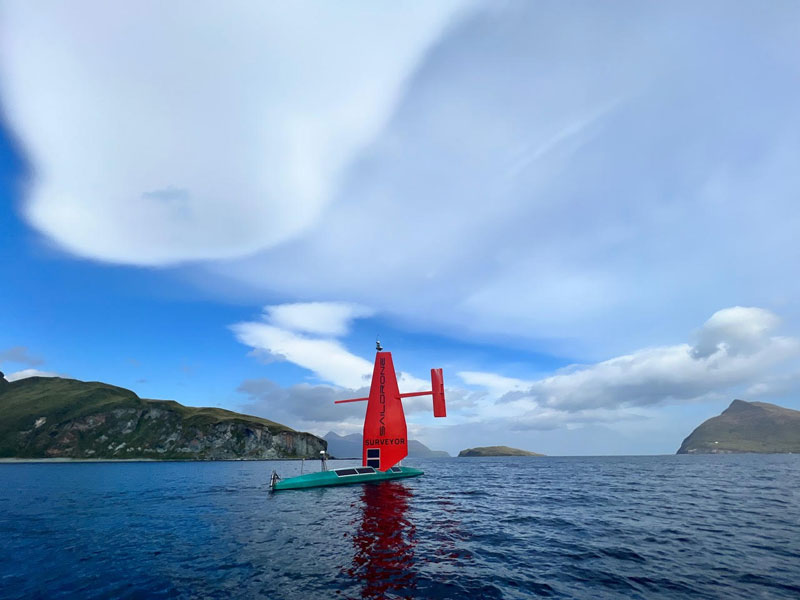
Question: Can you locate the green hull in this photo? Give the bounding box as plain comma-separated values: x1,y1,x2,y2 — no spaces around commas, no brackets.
271,466,423,491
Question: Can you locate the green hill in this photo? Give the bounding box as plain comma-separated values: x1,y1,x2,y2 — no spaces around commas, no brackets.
0,374,325,460
677,399,800,454
458,445,544,457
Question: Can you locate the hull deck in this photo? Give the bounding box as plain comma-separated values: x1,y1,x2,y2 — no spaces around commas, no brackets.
271,465,423,491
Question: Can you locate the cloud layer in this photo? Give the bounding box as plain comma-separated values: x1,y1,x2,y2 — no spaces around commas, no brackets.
5,3,800,357
480,307,799,429
214,1,800,355
1,0,462,264
232,306,798,453
4,2,800,361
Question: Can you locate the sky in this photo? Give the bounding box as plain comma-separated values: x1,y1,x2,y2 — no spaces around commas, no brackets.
1,0,799,456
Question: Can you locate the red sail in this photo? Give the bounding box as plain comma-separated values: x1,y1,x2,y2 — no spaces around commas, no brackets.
431,368,446,417
362,352,408,471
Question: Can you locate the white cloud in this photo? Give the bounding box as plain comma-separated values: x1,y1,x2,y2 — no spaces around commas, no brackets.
6,2,800,363
458,371,531,396
743,370,800,401
691,306,781,359
416,307,800,447
209,2,800,357
231,322,373,389
1,0,463,265
507,406,649,432
264,302,373,337
231,301,427,390
6,369,59,382
493,307,798,416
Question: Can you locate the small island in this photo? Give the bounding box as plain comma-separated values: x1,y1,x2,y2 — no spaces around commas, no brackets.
458,445,544,457
677,399,800,454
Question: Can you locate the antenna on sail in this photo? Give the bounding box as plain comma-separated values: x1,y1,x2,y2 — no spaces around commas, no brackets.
376,337,383,352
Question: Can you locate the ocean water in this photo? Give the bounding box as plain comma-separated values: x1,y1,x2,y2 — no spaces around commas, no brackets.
1,455,798,599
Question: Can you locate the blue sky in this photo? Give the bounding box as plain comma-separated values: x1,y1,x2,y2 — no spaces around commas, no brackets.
2,0,800,455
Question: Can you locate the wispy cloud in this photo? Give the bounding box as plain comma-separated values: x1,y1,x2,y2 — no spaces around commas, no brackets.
231,302,426,390
1,0,463,265
264,302,373,337
232,321,373,389
458,371,531,397
0,346,44,366
211,2,800,357
6,368,59,382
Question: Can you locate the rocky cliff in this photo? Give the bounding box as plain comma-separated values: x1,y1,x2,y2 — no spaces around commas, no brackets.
0,375,325,460
677,399,800,454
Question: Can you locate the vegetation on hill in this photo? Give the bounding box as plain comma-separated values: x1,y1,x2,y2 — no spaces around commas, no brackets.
458,445,544,457
677,399,800,454
0,375,325,460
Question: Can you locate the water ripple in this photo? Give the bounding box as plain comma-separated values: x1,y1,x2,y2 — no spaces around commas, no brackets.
1,455,799,598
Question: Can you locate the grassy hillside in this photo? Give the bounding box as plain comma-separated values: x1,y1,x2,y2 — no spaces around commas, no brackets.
677,399,800,454
458,445,544,457
0,376,322,460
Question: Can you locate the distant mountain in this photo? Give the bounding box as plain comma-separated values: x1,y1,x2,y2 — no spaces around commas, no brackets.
458,445,544,457
324,431,449,458
0,374,325,460
323,432,362,458
677,399,800,454
408,439,450,458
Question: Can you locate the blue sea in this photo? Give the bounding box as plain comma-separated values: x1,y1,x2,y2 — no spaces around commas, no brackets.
1,455,799,599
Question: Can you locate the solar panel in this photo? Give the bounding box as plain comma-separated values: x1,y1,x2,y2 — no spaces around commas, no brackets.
334,468,358,476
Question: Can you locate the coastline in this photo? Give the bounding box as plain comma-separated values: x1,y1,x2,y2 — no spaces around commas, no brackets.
0,457,334,464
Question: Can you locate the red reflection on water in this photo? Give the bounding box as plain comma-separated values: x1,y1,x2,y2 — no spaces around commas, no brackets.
346,481,416,599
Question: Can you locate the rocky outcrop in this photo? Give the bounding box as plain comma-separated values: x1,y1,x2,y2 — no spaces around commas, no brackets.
458,445,544,457
677,399,800,454
0,376,325,460
27,408,323,459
